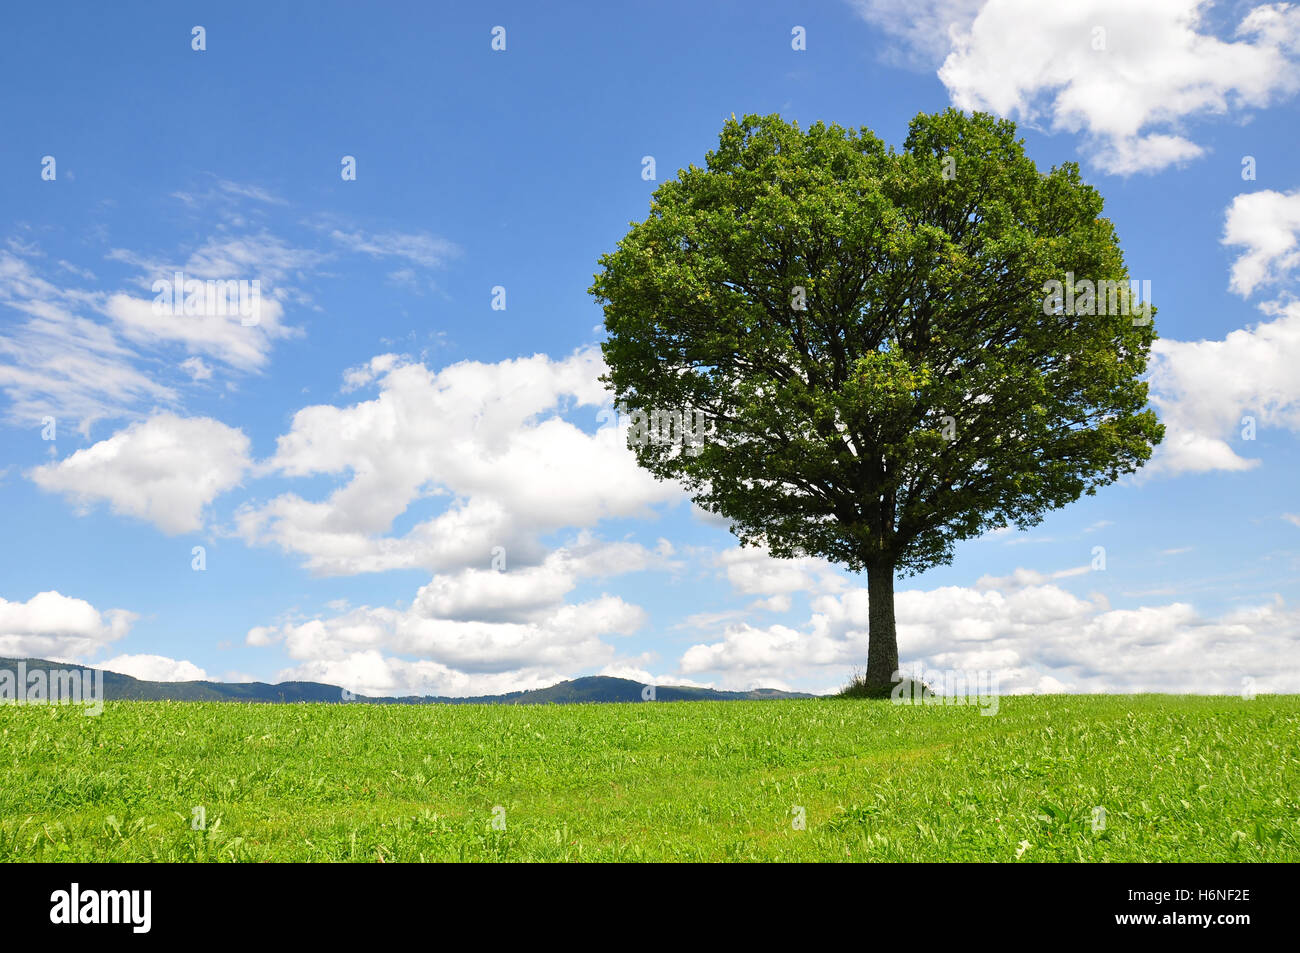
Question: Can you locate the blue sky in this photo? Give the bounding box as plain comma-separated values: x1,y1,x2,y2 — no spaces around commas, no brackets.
2,0,1299,696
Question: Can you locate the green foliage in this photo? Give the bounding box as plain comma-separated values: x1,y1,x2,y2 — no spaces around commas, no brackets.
1,696,1295,862
591,110,1164,574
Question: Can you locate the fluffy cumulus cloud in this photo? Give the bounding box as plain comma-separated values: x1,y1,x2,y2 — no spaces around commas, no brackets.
1144,189,1300,476
234,346,685,575
244,535,665,697
249,592,647,697
1223,187,1300,296
855,0,1300,173
717,545,848,598
678,565,1300,694
103,290,291,372
0,590,135,659
98,653,208,682
30,413,251,533
267,652,566,699
1147,299,1300,475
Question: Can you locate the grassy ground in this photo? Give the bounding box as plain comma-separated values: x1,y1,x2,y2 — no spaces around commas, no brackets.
1,694,1296,861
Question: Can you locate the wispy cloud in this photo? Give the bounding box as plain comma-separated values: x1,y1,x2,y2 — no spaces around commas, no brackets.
327,228,460,269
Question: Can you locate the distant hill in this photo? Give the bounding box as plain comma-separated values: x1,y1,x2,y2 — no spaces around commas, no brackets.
0,657,814,705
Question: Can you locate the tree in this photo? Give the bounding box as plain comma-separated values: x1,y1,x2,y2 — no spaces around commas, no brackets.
590,110,1164,695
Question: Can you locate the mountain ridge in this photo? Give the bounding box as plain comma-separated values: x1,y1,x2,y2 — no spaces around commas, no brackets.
0,656,815,704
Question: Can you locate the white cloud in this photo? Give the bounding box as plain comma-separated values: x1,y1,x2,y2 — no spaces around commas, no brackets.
272,651,568,699
1223,187,1300,296
717,544,847,597
413,565,578,624
408,535,669,624
215,180,286,205
974,565,1091,589
328,229,460,268
596,662,710,688
0,251,177,432
679,575,1300,693
0,231,320,432
750,594,793,613
858,0,1300,174
341,353,401,391
1147,300,1300,475
1142,184,1300,475
104,291,291,371
0,590,135,660
57,260,96,281
848,0,984,67
1,219,461,432
169,178,287,211
180,356,213,381
235,347,684,575
30,413,251,534
98,654,208,682
103,233,324,373
244,528,670,696
681,621,832,682
178,232,325,287
253,591,647,697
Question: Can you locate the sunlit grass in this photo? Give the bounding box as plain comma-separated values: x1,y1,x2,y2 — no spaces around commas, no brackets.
1,694,1296,861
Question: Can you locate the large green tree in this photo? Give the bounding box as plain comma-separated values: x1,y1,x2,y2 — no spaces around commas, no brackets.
590,110,1163,694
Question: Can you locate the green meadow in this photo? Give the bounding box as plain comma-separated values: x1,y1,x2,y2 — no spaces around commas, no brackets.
1,694,1296,862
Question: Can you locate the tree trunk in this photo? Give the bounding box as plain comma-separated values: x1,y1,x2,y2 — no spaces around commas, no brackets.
865,561,898,695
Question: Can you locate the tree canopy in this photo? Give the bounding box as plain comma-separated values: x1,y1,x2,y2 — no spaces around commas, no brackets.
591,110,1164,690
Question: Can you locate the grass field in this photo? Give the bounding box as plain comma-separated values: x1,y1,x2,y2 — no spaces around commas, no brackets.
1,694,1296,862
